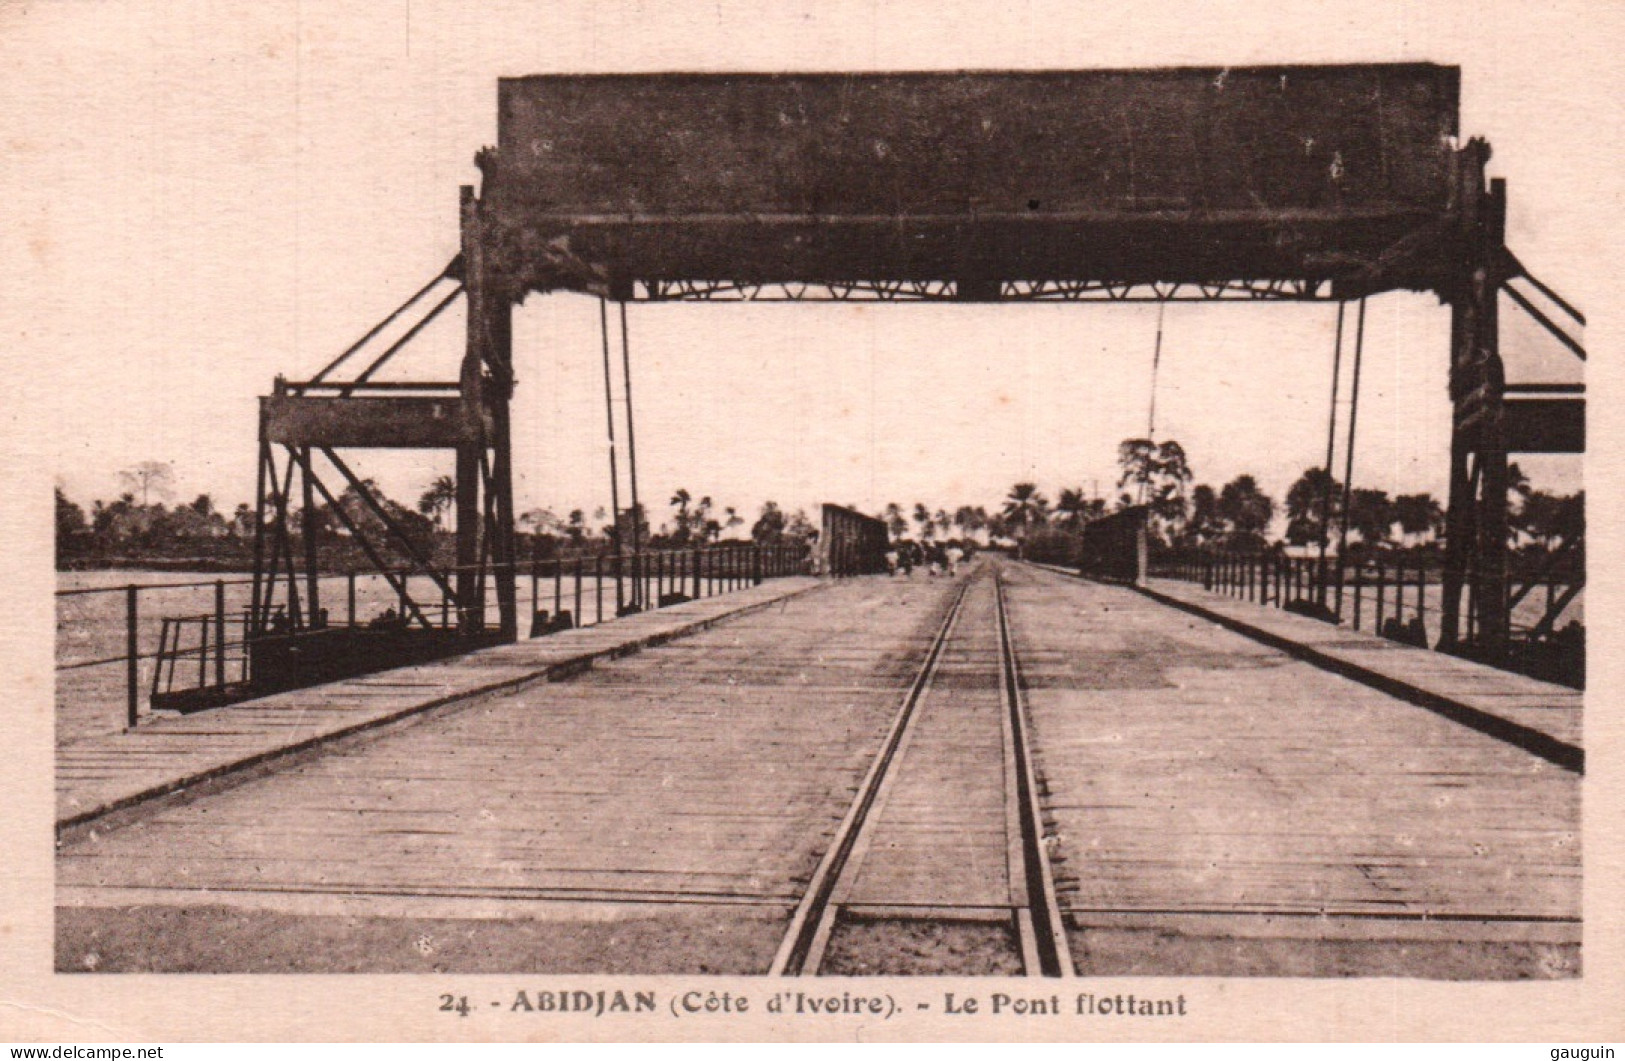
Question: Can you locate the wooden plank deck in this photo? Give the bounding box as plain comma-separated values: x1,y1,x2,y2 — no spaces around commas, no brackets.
56,577,824,830
58,575,963,921
1142,576,1581,752
1002,564,1579,945
842,574,1015,911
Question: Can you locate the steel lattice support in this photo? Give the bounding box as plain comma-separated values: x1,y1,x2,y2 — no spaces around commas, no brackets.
634,277,1332,303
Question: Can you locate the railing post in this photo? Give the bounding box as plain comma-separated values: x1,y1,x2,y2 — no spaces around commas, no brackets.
215,580,227,689
614,552,625,615
1396,557,1407,629
575,557,583,624
1353,563,1364,630
554,558,563,619
198,615,209,689
1417,561,1428,638
125,585,139,729
595,555,604,625
347,571,357,627
1375,561,1386,635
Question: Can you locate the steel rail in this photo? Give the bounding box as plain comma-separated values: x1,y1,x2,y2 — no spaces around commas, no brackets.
770,566,1071,977
994,570,1073,977
768,578,972,976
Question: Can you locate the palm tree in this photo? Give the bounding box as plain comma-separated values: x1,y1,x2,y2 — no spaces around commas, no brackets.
1347,488,1395,548
1285,467,1341,547
882,503,908,541
417,475,457,530
669,488,693,543
1218,474,1275,549
1001,483,1050,548
1056,488,1089,531
912,502,934,541
1394,493,1444,547
1185,483,1222,546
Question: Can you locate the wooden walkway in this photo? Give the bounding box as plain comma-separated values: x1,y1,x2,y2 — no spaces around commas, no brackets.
1142,576,1582,754
58,576,963,919
57,578,823,831
1002,563,1579,973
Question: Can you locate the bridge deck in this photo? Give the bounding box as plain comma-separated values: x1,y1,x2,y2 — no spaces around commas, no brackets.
57,562,1580,976
1003,564,1577,977
56,577,822,831
841,574,1015,910
1142,576,1581,750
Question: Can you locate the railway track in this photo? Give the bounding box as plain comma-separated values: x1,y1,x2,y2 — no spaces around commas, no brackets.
769,564,1071,976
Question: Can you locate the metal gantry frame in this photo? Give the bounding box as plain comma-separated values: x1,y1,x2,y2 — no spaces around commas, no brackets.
242,67,1583,688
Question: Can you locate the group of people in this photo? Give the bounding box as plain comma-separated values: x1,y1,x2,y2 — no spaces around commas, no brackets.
884,540,967,578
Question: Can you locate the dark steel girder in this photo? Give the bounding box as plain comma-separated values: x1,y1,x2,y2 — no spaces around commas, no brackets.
633,277,1333,302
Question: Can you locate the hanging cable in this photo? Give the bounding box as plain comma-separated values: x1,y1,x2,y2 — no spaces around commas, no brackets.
619,300,644,574
1140,301,1166,506
1317,301,1346,599
1147,300,1165,439
599,297,625,616
1334,298,1368,615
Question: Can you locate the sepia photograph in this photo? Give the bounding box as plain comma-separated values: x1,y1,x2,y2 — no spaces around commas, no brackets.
5,0,1621,1044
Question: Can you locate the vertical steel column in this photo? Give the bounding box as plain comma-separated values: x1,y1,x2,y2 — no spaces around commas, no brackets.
455,216,486,637
1439,143,1509,653
459,186,517,639
1474,181,1511,651
299,447,321,624
249,401,271,637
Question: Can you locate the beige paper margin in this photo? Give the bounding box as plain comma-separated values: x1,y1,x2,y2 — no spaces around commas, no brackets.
2,0,1621,1043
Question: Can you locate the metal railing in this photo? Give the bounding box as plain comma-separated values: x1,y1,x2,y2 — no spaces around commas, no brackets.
1159,551,1432,640
1152,547,1584,685
56,543,807,740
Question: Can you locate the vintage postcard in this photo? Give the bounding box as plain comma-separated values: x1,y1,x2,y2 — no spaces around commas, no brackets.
2,0,1620,1043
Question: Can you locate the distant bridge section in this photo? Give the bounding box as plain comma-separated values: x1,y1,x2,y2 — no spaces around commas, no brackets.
818,504,889,577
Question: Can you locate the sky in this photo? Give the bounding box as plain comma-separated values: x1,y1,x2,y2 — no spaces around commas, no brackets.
5,0,1608,537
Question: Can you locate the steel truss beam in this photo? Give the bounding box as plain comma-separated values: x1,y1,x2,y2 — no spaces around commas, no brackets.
634,277,1331,303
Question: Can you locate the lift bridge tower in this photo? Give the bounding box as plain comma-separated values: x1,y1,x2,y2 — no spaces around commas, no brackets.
233,64,1581,697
